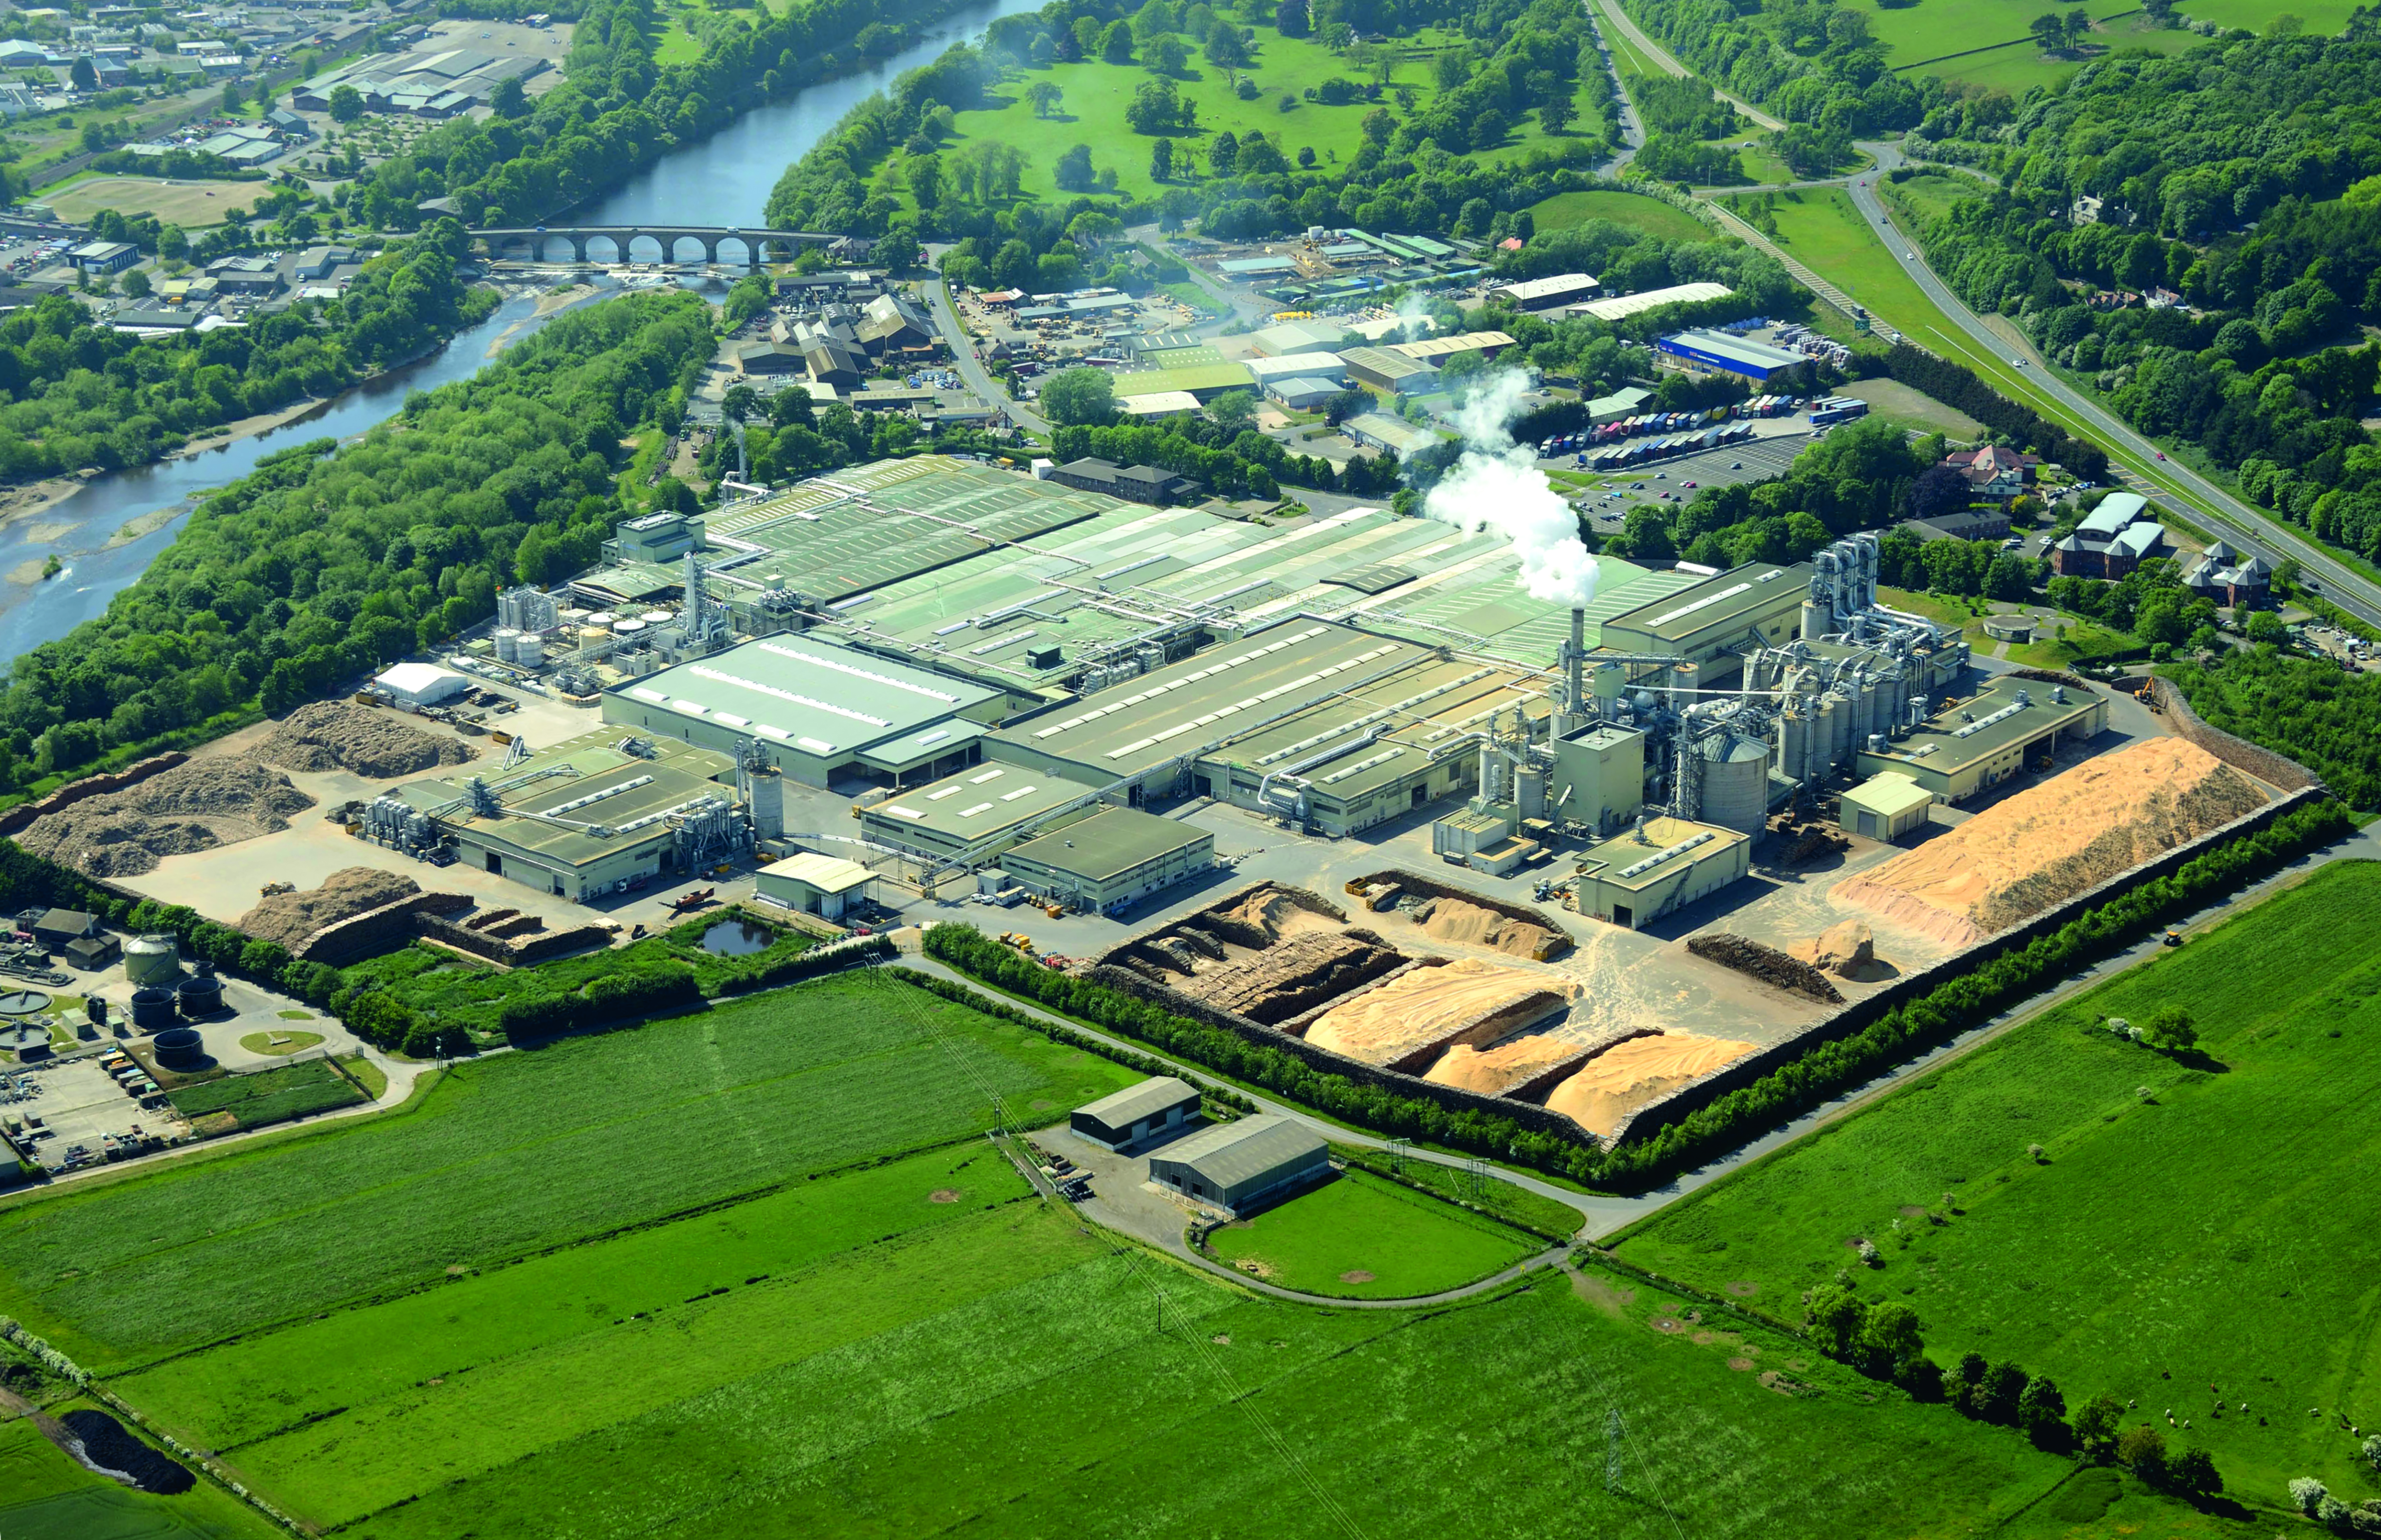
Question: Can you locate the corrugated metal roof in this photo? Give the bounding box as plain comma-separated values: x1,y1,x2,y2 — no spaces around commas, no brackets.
1004,807,1208,882
1074,1075,1198,1128
1156,1115,1328,1189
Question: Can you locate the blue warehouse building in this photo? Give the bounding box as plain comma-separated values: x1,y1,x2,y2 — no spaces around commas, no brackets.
1655,329,1812,385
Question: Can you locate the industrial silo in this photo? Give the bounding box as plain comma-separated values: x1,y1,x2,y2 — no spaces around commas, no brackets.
177,960,224,1018
1817,691,1850,771
515,633,546,669
124,934,180,988
494,628,521,665
1695,731,1771,834
1776,708,1813,786
129,988,177,1032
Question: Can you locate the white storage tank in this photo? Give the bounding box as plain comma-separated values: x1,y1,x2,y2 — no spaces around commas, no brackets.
1776,709,1813,785
613,618,645,639
641,610,673,626
494,628,521,664
1695,731,1771,835
516,633,546,668
124,933,180,988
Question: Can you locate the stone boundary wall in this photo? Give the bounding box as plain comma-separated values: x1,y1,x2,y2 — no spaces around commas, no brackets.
0,754,189,838
2118,674,2326,794
1604,783,2329,1145
416,912,612,967
1079,961,1609,1149
295,891,471,966
1094,880,1348,967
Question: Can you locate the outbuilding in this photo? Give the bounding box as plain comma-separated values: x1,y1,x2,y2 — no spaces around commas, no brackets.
374,662,471,708
753,850,873,920
1071,1075,1201,1151
1837,771,1934,842
1146,1115,1330,1216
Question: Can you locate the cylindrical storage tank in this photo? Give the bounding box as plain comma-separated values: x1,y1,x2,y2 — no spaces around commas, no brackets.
1818,692,1850,769
130,987,177,1032
641,610,673,625
1695,731,1771,834
1515,764,1547,822
516,633,545,669
152,1026,205,1068
578,625,611,648
494,628,521,664
177,962,223,1017
1777,710,1811,785
124,933,179,988
1800,599,1827,642
613,618,645,638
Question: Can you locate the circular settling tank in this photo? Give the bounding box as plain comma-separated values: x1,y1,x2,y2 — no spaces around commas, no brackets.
152,1026,205,1067
130,988,178,1032
0,990,50,1017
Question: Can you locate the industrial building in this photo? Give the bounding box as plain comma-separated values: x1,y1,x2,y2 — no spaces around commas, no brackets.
1071,1075,1201,1151
1390,330,1517,363
754,850,874,919
1046,458,1202,506
1490,273,1599,310
604,633,1005,789
1654,330,1812,385
1341,413,1441,457
1567,283,1732,323
1341,346,1441,396
1249,317,1352,355
2051,492,2166,580
375,662,471,709
1854,676,2107,802
1146,1115,1331,1216
1570,816,1751,929
1264,376,1344,410
995,808,1215,914
370,731,749,901
1838,771,1934,842
1244,351,1346,386
862,764,1110,866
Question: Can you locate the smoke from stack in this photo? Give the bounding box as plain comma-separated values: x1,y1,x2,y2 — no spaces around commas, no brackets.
1421,368,1598,608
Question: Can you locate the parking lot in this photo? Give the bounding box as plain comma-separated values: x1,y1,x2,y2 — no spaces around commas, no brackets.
1569,429,1814,523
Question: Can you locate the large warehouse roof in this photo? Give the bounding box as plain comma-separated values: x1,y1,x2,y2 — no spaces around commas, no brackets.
1600,562,1812,647
621,634,1000,759
867,763,1106,848
1001,806,1205,882
399,732,734,870
991,620,1432,781
1569,282,1732,321
1199,656,1543,806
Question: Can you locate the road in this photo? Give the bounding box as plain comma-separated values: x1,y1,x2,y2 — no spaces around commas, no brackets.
1846,147,2381,629
922,277,1048,436
1578,0,2381,629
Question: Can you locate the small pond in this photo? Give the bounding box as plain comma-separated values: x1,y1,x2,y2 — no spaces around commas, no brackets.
700,919,780,957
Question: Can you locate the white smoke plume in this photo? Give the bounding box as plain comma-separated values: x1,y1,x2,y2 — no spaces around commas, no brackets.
1422,369,1599,607
1390,289,1435,338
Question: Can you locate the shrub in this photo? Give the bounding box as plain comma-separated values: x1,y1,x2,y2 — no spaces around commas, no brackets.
2017,1374,2069,1447
2119,1424,2169,1483
2167,1445,2221,1497
2293,1477,2328,1514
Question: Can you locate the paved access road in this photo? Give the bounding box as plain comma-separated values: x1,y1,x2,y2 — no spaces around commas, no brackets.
923,278,1049,437
1581,0,2381,629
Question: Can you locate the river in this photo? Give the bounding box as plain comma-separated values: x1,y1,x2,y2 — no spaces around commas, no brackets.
0,0,1039,666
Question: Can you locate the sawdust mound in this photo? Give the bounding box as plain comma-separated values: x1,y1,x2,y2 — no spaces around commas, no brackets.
258,701,477,779
1545,1033,1758,1137
1834,739,2268,946
1413,896,1562,959
238,867,422,950
1213,885,1337,942
16,757,315,878
1424,1033,1584,1095
1306,959,1575,1070
1790,919,1895,982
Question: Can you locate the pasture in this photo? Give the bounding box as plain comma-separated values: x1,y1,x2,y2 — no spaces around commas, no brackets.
0,1416,278,1539
163,1057,363,1129
0,971,1138,1371
918,28,1602,207
1614,858,2381,1512
1527,187,1708,242
1203,1169,1538,1296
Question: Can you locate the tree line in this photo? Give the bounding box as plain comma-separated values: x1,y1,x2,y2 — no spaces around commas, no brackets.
0,225,489,486
0,291,716,796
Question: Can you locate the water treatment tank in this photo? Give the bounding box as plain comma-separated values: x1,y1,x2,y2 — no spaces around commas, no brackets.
1695,731,1771,835
641,610,673,625
124,933,180,988
613,618,645,638
152,1026,205,1068
129,988,177,1032
177,960,223,1018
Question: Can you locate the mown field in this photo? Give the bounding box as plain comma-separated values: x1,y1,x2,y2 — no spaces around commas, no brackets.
164,1057,364,1128
0,971,1137,1371
1204,1169,1538,1296
1615,858,2381,1513
1527,187,1708,241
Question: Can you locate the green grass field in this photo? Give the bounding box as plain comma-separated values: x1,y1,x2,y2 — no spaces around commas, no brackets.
0,1417,281,1540
1887,170,1976,230
0,972,1137,1372
164,1057,364,1128
1528,187,1708,241
910,30,1605,208
1614,858,2381,1514
1204,1169,1539,1296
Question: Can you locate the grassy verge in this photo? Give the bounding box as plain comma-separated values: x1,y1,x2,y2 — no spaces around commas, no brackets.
1613,857,2381,1512
1527,186,1708,240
